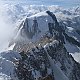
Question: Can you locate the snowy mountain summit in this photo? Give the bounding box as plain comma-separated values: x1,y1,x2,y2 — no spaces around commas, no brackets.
1,9,80,80
13,11,80,52
13,11,64,44
15,11,54,41
3,11,79,80
12,11,64,52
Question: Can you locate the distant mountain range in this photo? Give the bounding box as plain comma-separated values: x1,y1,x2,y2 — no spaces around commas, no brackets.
1,0,80,8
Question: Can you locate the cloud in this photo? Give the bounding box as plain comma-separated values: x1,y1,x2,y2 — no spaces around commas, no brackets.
0,3,15,52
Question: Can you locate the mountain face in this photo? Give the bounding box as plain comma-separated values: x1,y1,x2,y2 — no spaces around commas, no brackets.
1,40,80,80
1,4,80,54
1,4,80,80
1,11,79,80
12,11,80,53
16,40,80,80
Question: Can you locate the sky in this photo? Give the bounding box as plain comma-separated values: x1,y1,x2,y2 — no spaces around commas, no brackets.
1,0,80,8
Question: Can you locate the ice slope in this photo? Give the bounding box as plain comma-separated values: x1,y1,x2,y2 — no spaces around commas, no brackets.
0,51,21,80
0,73,11,80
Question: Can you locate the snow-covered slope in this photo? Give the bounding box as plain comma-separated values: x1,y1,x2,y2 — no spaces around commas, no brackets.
0,50,21,80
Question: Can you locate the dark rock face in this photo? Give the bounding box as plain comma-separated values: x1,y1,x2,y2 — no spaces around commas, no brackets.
46,11,65,44
15,39,80,80
76,30,80,35
46,11,80,46
16,46,52,80
22,18,40,39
